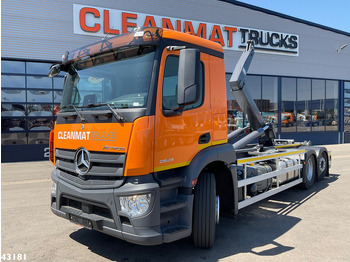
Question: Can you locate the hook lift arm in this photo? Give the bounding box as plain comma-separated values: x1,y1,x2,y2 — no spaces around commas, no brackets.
229,41,275,149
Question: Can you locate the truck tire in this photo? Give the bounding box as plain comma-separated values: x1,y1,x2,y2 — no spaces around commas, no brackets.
192,172,217,248
317,151,328,181
301,155,316,189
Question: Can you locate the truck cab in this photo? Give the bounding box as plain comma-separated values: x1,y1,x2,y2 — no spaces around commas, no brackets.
50,27,232,246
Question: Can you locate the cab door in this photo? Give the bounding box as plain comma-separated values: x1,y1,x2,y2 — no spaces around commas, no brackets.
154,48,212,172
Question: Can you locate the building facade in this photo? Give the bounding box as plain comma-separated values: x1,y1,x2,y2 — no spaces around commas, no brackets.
2,0,350,162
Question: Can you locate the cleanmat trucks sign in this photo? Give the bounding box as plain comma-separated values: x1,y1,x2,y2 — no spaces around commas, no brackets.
73,4,299,56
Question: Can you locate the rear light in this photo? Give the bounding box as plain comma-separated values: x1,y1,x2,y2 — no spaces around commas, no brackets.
49,129,55,164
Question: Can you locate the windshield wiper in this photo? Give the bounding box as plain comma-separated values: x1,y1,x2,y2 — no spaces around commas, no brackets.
86,103,125,123
61,104,86,123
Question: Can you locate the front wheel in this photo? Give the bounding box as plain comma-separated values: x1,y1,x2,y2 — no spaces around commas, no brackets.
192,172,217,248
301,155,316,189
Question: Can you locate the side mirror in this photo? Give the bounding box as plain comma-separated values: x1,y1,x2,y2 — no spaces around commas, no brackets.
48,64,61,78
177,48,200,107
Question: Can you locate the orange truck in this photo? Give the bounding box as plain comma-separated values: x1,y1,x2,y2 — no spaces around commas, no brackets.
49,27,331,248
282,112,294,127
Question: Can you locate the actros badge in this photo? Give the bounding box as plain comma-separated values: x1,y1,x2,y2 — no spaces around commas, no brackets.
74,148,91,175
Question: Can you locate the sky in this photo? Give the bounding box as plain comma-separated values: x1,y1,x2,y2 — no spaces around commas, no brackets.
237,0,350,33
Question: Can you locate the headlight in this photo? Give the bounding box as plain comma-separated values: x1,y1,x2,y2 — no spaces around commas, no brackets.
119,194,151,217
51,181,57,196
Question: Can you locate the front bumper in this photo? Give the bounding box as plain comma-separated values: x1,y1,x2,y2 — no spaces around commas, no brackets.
51,168,163,245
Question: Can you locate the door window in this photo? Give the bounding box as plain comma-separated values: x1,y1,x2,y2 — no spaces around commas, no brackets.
162,56,204,111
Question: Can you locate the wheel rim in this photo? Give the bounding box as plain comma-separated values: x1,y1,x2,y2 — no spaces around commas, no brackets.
319,155,326,174
307,158,314,181
215,196,220,224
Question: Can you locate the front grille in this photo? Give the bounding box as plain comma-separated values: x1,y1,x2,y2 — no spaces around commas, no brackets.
59,170,118,186
55,148,126,184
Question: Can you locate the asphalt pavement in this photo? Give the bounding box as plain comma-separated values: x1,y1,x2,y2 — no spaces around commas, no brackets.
1,144,350,262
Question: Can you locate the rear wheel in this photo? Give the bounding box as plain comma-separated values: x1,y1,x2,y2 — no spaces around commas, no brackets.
301,155,316,189
317,151,328,181
192,172,217,248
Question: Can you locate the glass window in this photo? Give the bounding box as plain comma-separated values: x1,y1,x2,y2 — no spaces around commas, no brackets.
53,77,65,89
2,75,25,88
61,46,156,109
27,90,53,103
27,104,53,117
262,77,278,132
28,132,50,144
162,55,204,111
345,84,350,99
226,74,245,131
27,76,52,89
344,82,350,132
311,80,325,131
325,80,338,131
26,62,51,75
54,90,63,103
345,107,350,117
28,118,53,131
346,100,350,107
1,104,26,117
1,61,25,74
345,121,350,132
1,132,27,145
1,89,26,103
281,78,296,132
345,82,350,105
246,76,262,111
297,79,311,132
1,118,26,131
162,56,179,110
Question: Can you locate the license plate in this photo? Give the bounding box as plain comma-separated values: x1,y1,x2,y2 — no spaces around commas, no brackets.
69,214,93,230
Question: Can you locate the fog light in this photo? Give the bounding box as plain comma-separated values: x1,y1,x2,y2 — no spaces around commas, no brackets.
119,194,151,217
51,181,57,196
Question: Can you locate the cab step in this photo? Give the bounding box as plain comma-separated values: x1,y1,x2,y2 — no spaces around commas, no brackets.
161,200,186,214
162,226,191,243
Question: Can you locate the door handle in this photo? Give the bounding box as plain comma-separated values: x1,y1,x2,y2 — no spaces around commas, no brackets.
198,133,211,144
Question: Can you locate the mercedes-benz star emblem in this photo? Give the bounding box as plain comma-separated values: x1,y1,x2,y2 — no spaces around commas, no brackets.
81,124,85,130
74,148,91,175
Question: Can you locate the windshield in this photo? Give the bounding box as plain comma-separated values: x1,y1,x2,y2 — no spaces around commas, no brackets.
61,45,156,111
